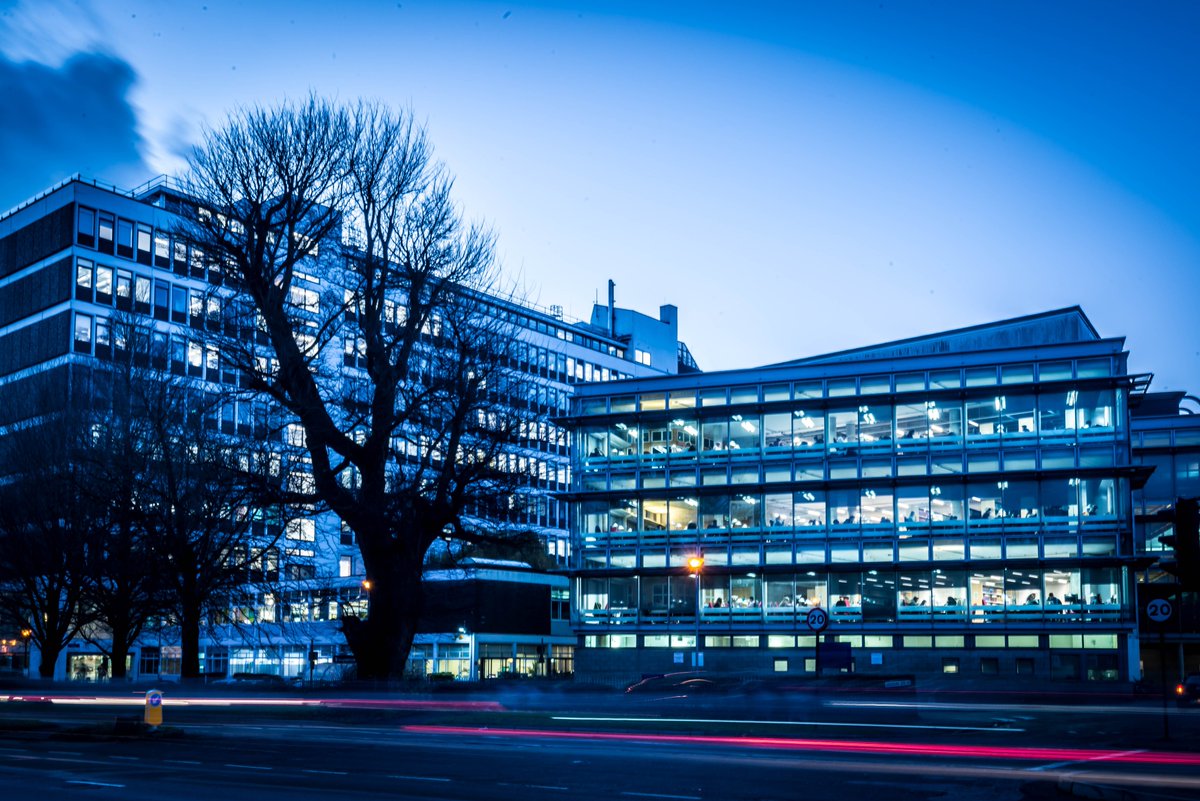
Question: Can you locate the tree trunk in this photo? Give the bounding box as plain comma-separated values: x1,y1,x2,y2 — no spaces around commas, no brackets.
180,608,202,681
37,642,61,679
110,625,132,680
344,556,424,681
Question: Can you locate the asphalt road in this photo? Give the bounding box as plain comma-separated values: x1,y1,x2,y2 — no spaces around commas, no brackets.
2,691,1199,801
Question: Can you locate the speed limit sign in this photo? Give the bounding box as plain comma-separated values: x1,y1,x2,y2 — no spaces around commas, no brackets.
1146,598,1174,624
806,607,829,633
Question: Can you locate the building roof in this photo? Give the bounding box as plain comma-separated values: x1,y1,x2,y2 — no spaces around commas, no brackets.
767,307,1103,368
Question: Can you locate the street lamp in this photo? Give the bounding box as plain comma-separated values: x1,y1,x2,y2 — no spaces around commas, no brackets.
20,629,31,678
688,554,704,669
457,625,476,681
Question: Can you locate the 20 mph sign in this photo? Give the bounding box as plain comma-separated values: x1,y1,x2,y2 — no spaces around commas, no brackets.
1146,598,1174,624
805,607,829,633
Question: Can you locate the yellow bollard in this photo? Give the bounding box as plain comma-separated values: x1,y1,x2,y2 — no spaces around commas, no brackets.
144,689,163,728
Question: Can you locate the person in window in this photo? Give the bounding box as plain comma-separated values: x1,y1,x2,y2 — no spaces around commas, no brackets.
835,596,848,608
1025,593,1039,605
1046,593,1062,606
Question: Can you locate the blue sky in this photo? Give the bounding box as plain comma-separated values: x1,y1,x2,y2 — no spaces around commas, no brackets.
2,0,1197,393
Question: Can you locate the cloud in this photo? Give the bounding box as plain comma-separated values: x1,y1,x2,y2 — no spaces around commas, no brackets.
0,51,151,211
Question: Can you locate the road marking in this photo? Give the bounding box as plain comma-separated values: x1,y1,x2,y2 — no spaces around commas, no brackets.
389,775,451,782
529,786,569,791
163,759,202,765
48,750,83,756
620,792,701,801
553,715,1023,733
65,780,126,788
110,755,140,761
302,769,349,776
225,763,272,771
1028,749,1147,772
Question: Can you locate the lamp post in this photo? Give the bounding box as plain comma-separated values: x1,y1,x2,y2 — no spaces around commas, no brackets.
688,554,704,669
457,626,476,681
361,578,373,622
20,629,31,678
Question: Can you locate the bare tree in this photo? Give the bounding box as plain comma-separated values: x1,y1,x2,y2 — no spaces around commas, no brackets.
136,373,290,680
180,97,531,680
72,319,290,682
0,411,96,678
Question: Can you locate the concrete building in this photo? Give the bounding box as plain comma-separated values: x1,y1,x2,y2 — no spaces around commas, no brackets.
0,175,688,681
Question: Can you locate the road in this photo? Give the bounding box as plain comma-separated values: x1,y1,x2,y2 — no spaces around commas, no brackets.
1,690,1199,800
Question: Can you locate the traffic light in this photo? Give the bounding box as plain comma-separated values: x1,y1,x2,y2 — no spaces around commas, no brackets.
1160,497,1200,590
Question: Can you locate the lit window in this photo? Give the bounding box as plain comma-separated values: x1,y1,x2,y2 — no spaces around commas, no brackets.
73,313,92,352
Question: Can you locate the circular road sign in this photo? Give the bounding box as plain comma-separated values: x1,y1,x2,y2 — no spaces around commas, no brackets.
805,607,829,633
1146,598,1174,624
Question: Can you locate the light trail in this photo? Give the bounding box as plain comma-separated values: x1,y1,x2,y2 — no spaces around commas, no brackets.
400,724,1200,767
0,694,503,711
553,715,1024,733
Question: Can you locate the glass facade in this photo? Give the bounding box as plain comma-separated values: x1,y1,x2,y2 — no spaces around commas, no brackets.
569,343,1141,683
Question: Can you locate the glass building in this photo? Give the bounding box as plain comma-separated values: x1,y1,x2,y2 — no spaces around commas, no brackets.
566,308,1153,685
1132,391,1200,679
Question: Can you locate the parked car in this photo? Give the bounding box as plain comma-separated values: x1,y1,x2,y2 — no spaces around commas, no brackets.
212,672,299,689
624,672,751,699
1176,674,1200,708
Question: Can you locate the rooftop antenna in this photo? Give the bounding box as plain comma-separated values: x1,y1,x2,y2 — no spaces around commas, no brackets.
608,279,616,338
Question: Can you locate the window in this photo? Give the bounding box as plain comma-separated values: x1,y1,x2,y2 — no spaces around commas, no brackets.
76,206,96,247
154,280,169,319
94,317,110,355
75,258,93,301
942,657,960,674
134,275,152,309
97,212,114,254
288,563,316,580
154,231,171,268
95,264,113,304
136,224,152,265
139,647,160,676
634,349,651,366
116,218,134,259
171,286,187,322
73,313,92,353
287,519,316,541
115,269,132,308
